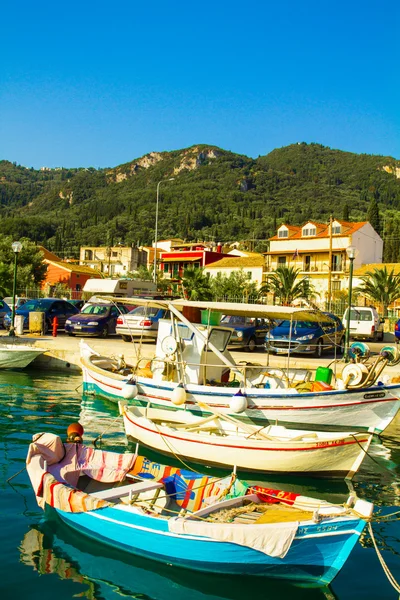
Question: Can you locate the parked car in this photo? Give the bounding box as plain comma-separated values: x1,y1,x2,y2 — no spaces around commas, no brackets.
342,306,384,342
116,306,170,341
3,298,79,333
65,303,129,337
395,319,400,343
265,312,345,358
220,315,275,352
3,296,29,311
0,299,11,328
68,299,85,311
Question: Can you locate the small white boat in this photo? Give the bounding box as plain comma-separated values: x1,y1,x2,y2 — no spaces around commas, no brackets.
120,402,373,479
80,299,400,434
0,343,45,369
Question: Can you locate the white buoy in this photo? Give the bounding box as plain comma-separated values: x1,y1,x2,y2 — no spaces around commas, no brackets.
171,383,187,406
121,381,138,400
229,389,248,413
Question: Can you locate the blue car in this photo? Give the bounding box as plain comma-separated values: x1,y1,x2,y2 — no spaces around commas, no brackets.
3,298,79,333
265,312,345,358
0,299,11,328
65,303,129,337
395,319,400,342
220,315,274,352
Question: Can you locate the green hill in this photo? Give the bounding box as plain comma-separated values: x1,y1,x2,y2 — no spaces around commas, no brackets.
1,143,400,259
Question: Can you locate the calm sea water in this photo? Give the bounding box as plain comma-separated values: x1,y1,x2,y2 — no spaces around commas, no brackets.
0,368,399,600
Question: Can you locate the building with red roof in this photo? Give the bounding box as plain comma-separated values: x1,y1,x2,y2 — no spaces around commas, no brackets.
265,220,383,303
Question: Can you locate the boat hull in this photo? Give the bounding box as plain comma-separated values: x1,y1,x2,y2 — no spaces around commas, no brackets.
82,356,400,433
0,346,45,369
122,409,371,478
53,504,366,586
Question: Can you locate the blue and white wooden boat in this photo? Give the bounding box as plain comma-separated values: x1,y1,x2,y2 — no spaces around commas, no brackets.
26,432,374,586
80,299,400,433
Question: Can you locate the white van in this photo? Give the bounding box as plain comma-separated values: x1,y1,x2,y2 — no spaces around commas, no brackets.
342,306,384,341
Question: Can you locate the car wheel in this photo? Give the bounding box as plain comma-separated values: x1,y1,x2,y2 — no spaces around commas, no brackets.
121,335,132,342
43,320,50,335
67,332,75,337
247,337,257,352
378,330,384,342
314,338,323,358
338,336,345,354
101,326,108,338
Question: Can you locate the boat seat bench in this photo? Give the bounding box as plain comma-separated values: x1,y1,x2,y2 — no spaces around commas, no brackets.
89,480,163,501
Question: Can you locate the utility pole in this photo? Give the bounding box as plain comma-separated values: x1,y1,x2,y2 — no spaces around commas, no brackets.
327,215,333,311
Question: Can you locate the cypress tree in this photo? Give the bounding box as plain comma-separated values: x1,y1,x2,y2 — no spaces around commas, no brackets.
367,198,381,235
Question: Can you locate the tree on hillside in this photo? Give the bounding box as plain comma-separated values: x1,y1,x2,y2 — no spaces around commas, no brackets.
354,266,400,316
181,267,213,301
367,198,381,235
259,266,317,306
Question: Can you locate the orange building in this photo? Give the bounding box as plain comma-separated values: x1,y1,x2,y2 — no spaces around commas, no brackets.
39,247,102,298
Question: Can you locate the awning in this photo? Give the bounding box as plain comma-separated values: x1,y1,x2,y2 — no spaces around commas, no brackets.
99,297,334,322
162,257,201,263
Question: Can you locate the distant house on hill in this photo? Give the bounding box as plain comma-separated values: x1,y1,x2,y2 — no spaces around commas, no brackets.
79,245,147,276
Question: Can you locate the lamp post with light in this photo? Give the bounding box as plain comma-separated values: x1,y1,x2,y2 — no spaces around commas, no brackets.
344,245,357,361
153,178,175,284
9,241,22,336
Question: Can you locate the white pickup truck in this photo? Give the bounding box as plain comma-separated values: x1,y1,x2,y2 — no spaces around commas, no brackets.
342,306,385,341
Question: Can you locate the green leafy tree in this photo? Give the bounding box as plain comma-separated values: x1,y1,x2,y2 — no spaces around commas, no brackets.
354,266,400,316
259,266,316,305
181,267,213,301
0,236,47,294
210,270,259,301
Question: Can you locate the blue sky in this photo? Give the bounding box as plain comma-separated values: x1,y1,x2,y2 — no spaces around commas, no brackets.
1,0,398,169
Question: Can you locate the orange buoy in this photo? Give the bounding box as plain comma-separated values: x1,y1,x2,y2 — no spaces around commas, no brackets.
67,422,84,441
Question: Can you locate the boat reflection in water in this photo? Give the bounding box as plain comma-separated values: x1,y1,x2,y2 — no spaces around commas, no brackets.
19,520,339,600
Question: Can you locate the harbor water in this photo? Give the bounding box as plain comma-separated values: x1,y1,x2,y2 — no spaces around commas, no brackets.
0,368,399,600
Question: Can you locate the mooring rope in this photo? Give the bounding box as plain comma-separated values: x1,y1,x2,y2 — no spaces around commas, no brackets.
368,521,400,594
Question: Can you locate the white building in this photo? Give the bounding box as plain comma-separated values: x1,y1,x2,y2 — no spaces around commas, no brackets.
265,220,383,302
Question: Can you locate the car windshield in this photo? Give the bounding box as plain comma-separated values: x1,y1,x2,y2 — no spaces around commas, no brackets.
221,315,245,325
277,320,315,329
22,300,51,311
81,305,109,315
129,307,160,317
349,310,373,321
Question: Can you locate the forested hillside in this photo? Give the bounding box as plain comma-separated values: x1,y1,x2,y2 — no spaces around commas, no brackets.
1,143,400,260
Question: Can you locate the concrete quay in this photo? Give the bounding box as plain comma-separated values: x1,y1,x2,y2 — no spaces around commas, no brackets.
1,331,400,380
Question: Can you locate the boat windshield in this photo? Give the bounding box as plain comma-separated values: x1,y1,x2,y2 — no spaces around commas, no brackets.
207,328,232,352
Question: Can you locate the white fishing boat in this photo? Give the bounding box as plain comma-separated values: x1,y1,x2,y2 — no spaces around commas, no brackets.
0,342,46,369
80,299,400,434
119,401,372,479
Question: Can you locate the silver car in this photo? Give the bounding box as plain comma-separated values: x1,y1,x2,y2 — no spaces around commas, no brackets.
116,306,170,341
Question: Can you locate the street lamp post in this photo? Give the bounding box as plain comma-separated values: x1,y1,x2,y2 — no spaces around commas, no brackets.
344,245,357,361
10,241,22,336
153,178,175,284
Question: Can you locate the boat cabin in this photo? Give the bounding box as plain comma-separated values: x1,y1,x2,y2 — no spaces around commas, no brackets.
154,318,235,385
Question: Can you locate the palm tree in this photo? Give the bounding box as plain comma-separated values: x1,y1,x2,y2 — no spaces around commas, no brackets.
181,267,213,301
354,267,400,316
259,266,316,305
